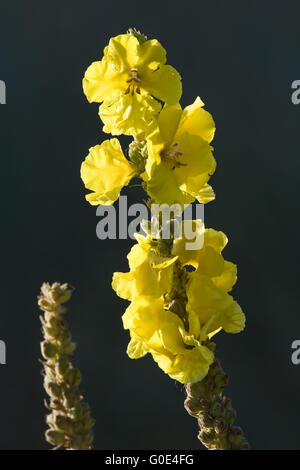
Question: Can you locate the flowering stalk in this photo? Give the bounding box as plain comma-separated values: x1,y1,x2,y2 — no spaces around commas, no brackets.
80,28,249,450
38,282,95,450
185,346,250,450
151,227,249,450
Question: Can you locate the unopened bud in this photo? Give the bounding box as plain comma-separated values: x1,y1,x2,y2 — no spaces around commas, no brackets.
229,426,243,444
210,401,224,418
45,429,65,446
41,341,57,359
198,428,215,445
225,408,236,425
184,397,201,417
55,415,74,435
214,418,227,435
198,413,214,428
66,368,81,387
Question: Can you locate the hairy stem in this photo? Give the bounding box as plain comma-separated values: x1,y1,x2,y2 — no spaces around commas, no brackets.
184,349,250,450
38,282,95,450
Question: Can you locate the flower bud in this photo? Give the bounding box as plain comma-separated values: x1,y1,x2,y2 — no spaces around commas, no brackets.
55,415,74,435
225,408,236,425
184,397,201,417
66,368,81,387
210,401,224,418
41,341,57,359
45,430,66,446
229,426,243,444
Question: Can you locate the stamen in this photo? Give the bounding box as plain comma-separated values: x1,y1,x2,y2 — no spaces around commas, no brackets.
125,68,142,95
126,68,141,84
161,143,187,170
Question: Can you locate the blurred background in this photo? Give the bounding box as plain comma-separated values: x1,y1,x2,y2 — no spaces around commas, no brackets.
0,0,299,450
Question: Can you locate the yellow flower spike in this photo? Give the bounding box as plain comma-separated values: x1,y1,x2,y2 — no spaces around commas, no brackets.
80,29,249,450
143,98,216,207
123,296,214,384
80,138,135,206
112,234,177,302
83,33,182,136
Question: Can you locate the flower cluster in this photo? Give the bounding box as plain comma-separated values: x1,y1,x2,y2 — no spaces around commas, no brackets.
112,221,245,383
80,29,245,384
81,29,215,208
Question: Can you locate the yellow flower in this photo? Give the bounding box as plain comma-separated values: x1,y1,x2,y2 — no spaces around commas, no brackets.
80,138,135,205
187,274,245,339
112,234,177,301
83,34,182,136
172,221,245,339
123,296,214,384
143,97,216,207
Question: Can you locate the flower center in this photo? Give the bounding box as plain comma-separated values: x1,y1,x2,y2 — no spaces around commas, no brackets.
161,143,187,170
125,68,141,95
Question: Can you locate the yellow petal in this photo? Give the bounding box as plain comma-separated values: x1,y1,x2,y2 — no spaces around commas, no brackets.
174,132,216,197
112,265,158,301
85,188,123,206
156,103,183,146
112,241,174,302
222,299,245,333
144,103,183,178
144,160,193,208
80,139,133,205
82,59,126,103
204,229,228,253
127,333,149,359
144,131,164,177
196,246,224,278
186,274,232,325
122,297,165,343
152,342,214,384
99,92,161,136
212,261,237,292
112,272,136,301
137,39,166,70
177,96,216,143
106,34,140,69
172,219,205,267
195,183,216,204
142,64,182,104
127,242,148,270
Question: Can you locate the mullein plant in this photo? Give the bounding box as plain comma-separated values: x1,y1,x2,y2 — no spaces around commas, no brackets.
39,282,95,450
80,28,250,450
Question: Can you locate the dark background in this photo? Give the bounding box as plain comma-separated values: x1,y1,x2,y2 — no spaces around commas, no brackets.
0,0,299,450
